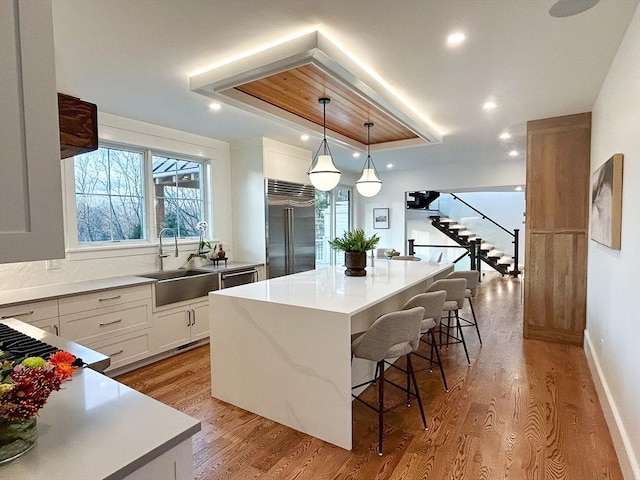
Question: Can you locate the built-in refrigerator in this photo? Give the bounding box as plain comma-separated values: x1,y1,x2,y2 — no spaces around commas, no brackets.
265,179,315,278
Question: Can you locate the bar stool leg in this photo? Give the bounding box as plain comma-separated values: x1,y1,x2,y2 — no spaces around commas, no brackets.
469,297,482,345
407,355,428,430
430,330,448,392
456,310,471,365
378,360,385,456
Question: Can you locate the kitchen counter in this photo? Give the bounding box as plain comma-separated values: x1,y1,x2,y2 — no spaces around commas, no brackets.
0,366,200,479
209,261,453,450
0,261,263,308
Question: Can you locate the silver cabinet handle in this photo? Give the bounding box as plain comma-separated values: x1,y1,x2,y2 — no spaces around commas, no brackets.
54,324,59,336
98,295,122,302
187,310,192,326
99,318,122,327
1,310,34,319
110,349,124,357
191,309,196,325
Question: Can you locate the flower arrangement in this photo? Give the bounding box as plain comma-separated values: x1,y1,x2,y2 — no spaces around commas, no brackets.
188,221,214,262
0,351,77,420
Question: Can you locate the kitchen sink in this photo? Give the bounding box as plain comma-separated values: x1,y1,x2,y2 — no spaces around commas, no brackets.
139,269,219,306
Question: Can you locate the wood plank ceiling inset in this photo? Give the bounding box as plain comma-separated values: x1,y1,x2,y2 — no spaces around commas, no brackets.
234,63,419,145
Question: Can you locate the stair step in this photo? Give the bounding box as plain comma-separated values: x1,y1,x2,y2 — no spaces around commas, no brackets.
437,217,454,223
458,230,474,236
448,224,465,230
480,243,493,251
487,249,503,258
498,256,513,265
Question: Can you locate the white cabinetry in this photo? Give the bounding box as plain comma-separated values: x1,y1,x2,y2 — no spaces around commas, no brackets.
152,298,209,353
0,0,64,264
59,285,153,372
0,299,59,335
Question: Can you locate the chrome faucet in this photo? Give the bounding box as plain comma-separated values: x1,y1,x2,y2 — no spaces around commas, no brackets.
158,228,178,271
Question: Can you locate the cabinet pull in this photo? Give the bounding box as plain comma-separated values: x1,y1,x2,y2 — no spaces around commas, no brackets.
98,318,122,327
98,295,122,302
1,310,34,319
109,349,124,357
54,325,59,336
187,310,192,326
192,309,196,325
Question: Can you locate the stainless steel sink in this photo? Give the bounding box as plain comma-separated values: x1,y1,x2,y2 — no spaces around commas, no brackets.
139,270,219,306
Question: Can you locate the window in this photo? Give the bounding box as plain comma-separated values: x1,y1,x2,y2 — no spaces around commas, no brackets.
72,145,208,246
152,156,204,237
315,186,352,268
75,146,145,242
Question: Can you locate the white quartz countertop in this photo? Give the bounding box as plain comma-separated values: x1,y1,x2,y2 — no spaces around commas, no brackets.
211,261,452,315
0,367,201,480
0,261,263,307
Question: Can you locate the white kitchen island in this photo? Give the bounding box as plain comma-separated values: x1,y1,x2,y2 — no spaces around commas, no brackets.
209,260,453,450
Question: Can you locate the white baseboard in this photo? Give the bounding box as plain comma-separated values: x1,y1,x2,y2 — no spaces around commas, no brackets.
584,330,639,480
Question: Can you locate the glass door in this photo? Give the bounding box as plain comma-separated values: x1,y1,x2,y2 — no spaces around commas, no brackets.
315,186,352,268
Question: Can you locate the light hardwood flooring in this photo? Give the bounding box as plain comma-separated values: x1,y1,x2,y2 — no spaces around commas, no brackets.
117,273,622,479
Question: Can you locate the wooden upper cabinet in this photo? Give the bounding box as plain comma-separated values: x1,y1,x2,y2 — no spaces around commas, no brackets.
0,0,65,264
524,112,591,345
58,93,99,159
526,113,591,232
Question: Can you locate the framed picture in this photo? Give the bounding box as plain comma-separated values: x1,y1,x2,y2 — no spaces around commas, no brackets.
373,208,389,229
591,153,623,250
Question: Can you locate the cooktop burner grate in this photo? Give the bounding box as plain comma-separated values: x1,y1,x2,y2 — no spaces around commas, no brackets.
0,323,61,362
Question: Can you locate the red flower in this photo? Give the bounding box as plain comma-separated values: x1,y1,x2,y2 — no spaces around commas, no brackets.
48,351,77,379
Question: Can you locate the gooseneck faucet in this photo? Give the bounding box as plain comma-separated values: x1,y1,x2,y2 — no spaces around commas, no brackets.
158,228,178,271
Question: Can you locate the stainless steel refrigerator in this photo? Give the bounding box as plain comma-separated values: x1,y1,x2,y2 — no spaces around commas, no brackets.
265,179,315,279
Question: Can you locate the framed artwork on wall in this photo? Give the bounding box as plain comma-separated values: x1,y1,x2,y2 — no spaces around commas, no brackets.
591,153,623,250
373,208,389,229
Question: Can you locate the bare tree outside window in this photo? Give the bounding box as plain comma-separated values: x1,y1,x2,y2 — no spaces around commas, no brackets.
75,147,144,242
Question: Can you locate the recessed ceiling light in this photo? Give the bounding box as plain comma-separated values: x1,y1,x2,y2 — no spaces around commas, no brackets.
352,152,361,158
499,132,511,140
515,186,523,191
483,101,498,110
208,102,221,111
386,163,394,169
300,134,309,141
446,32,466,47
509,150,519,157
549,0,600,18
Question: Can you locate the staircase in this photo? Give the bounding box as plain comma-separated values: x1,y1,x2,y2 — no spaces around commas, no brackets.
430,215,517,276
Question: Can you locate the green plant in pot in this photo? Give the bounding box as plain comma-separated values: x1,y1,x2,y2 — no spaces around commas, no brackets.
328,228,380,276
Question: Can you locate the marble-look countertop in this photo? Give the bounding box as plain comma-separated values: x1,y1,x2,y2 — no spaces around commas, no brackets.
211,261,452,315
0,367,200,479
0,261,263,307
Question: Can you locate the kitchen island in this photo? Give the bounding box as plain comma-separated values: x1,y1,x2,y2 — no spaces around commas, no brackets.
0,366,200,479
209,260,453,450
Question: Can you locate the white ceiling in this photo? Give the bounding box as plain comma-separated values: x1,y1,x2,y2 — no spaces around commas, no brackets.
51,0,638,177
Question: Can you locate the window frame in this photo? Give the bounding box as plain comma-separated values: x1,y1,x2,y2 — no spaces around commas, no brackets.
64,141,211,255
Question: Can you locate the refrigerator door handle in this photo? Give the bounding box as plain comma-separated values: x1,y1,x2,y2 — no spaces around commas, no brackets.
284,207,294,275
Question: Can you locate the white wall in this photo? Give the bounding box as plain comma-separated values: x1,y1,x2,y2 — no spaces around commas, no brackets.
585,4,640,479
355,159,525,253
0,113,232,290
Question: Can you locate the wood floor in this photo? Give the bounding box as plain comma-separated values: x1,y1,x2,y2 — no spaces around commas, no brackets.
116,273,622,479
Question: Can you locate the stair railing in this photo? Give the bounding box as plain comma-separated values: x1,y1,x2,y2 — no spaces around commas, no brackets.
447,193,520,276
408,239,483,274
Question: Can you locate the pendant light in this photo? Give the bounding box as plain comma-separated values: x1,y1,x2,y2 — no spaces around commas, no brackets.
308,98,341,191
356,122,383,197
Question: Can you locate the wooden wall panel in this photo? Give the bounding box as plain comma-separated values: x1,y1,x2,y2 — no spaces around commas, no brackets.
524,113,591,345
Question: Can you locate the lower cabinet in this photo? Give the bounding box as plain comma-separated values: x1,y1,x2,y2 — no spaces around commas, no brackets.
0,299,60,335
86,329,153,373
153,298,209,353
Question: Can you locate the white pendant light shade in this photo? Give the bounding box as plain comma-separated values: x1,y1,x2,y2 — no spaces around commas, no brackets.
356,168,382,197
308,98,341,191
356,122,382,197
309,154,341,191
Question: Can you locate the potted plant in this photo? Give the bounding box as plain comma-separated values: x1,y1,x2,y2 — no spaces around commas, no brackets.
328,228,380,276
188,221,212,263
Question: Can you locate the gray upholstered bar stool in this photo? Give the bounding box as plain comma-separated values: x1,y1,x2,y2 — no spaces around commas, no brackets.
447,270,481,344
402,291,448,391
351,307,427,456
426,278,471,365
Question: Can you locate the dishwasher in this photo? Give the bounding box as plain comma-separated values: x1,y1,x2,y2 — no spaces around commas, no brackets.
219,268,259,289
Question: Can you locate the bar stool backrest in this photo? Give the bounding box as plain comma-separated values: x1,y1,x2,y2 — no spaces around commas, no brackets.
426,278,467,309
352,307,424,362
447,270,480,296
402,291,446,320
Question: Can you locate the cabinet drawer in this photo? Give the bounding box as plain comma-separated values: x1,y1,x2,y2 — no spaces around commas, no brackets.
86,330,152,372
60,302,150,343
58,285,151,316
0,299,58,323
